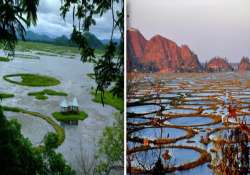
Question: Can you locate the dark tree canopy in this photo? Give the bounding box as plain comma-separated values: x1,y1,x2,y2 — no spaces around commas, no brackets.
0,1,124,173
0,107,75,175
1,0,124,101
60,0,124,100
0,0,39,55
0,107,42,175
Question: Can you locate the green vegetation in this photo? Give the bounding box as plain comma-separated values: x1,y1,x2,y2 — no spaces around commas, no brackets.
96,113,123,174
52,111,88,122
0,106,74,175
15,41,104,56
16,41,78,55
83,32,104,49
87,73,95,79
28,89,67,100
0,92,14,99
61,0,124,102
0,56,10,62
0,1,76,174
3,73,60,87
2,105,65,148
92,90,123,112
33,94,48,100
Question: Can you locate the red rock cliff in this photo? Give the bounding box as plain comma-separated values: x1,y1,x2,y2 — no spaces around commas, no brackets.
238,57,250,71
127,28,202,72
207,57,233,72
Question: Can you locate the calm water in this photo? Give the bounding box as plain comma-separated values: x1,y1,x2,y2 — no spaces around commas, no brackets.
0,51,118,174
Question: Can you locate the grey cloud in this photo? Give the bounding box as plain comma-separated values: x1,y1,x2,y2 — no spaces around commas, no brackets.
128,0,250,62
31,0,121,40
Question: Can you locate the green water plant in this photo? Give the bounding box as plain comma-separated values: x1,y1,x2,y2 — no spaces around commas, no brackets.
3,73,60,87
28,89,67,100
0,92,14,99
0,56,10,62
52,111,88,122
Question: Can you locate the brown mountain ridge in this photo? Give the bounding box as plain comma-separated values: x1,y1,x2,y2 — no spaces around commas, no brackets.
127,28,247,73
127,28,202,72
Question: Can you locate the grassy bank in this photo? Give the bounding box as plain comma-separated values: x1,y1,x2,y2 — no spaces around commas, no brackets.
2,106,65,148
16,41,104,56
92,90,123,112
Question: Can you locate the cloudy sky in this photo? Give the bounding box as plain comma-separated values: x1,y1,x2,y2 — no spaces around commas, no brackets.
127,0,250,62
29,0,120,40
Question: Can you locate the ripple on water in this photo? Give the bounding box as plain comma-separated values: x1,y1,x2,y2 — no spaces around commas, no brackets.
167,116,213,126
183,100,214,105
130,127,186,140
127,105,161,114
162,108,197,115
178,105,211,109
127,117,149,124
131,148,200,170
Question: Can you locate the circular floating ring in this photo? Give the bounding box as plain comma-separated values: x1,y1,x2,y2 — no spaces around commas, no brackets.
127,145,211,174
165,114,221,127
3,73,60,87
2,106,65,149
128,126,195,145
127,104,163,116
127,116,151,127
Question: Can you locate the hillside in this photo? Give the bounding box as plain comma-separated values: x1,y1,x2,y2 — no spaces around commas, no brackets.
22,31,104,49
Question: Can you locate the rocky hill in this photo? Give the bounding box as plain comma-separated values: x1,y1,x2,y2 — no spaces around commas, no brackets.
206,57,233,72
238,57,250,71
127,28,202,72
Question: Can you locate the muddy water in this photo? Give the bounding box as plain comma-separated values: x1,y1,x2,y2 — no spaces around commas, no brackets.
0,51,118,174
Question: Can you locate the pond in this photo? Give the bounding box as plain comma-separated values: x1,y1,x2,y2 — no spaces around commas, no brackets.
191,93,222,97
160,93,180,98
127,117,149,124
177,105,211,109
183,100,215,105
238,98,250,103
167,116,214,126
127,105,161,114
130,127,187,140
162,108,197,115
130,147,200,171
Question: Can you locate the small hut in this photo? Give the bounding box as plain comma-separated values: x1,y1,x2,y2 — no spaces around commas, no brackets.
71,97,79,113
60,99,68,113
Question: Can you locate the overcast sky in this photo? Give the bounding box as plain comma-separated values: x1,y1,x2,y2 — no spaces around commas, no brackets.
127,0,250,62
29,0,120,40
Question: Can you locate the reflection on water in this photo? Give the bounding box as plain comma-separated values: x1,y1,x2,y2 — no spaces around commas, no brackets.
127,105,161,114
131,127,186,140
131,148,200,170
